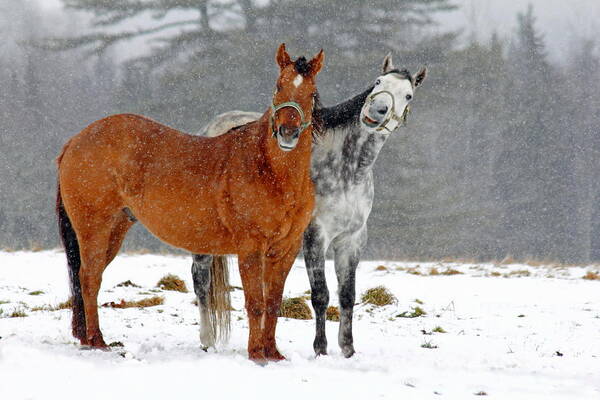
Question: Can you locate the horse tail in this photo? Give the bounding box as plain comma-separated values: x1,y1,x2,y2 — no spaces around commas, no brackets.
208,255,231,343
56,156,86,340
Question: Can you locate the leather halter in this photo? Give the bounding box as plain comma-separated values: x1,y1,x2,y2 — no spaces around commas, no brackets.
270,100,312,137
361,90,410,134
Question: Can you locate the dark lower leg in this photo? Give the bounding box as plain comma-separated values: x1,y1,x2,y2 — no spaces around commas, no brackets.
303,227,329,356
335,250,359,358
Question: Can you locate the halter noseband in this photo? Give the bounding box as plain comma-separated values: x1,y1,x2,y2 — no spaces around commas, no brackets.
270,100,312,137
361,90,410,134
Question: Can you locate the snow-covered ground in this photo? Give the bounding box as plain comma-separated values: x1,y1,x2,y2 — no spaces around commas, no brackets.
1,250,599,400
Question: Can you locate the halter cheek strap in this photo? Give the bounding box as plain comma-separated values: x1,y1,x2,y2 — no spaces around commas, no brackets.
270,101,312,137
362,90,410,134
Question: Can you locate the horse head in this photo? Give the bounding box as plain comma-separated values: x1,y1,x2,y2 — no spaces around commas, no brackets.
360,54,427,134
271,43,324,152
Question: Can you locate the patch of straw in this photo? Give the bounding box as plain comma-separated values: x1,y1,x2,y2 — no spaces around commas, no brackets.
361,286,396,306
102,296,164,308
505,270,531,278
583,271,600,280
157,274,188,292
326,306,340,321
9,308,28,318
397,306,427,318
279,297,312,319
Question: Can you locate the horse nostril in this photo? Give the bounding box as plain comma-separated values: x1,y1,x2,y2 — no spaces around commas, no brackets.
377,106,388,115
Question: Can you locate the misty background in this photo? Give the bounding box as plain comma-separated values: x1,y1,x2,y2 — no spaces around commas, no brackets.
1,0,599,262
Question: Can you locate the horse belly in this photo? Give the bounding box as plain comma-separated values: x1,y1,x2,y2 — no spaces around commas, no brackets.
126,181,247,255
134,209,234,254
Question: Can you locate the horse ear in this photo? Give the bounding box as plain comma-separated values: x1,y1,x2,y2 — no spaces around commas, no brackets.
307,49,325,77
276,43,292,69
382,53,394,73
413,66,428,88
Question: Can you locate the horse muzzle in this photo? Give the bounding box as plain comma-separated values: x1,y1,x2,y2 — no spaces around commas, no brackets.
360,91,407,134
275,126,301,152
362,110,384,128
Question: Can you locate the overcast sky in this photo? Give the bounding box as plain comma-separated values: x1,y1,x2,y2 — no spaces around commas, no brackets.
36,0,600,63
437,0,600,61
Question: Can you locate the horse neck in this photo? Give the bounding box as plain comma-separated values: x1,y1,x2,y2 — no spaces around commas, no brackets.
314,119,389,187
258,114,313,189
343,123,390,183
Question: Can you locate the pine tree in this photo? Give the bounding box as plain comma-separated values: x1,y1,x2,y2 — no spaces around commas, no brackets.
566,39,600,261
493,5,576,261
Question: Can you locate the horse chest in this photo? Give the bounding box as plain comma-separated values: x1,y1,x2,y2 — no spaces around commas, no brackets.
227,175,313,241
314,181,373,239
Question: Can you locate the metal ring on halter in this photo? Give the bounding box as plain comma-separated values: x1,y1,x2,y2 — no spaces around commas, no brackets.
361,90,410,134
270,100,312,137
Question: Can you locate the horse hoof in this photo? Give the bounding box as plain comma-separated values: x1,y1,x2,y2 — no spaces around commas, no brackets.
251,358,268,366
264,348,286,361
313,343,328,356
80,344,110,352
315,350,328,357
86,334,108,349
341,346,355,358
313,337,328,356
248,347,267,363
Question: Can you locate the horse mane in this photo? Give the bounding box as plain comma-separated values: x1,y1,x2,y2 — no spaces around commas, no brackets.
313,86,374,131
224,94,324,142
384,68,413,82
311,90,325,140
313,68,413,132
294,57,311,77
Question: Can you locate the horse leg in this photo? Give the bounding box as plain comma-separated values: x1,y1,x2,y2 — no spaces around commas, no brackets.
238,251,266,361
106,211,135,266
303,223,330,356
332,234,363,358
76,216,120,348
191,254,216,349
263,239,303,361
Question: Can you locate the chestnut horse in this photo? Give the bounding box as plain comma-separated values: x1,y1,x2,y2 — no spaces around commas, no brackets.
56,44,324,361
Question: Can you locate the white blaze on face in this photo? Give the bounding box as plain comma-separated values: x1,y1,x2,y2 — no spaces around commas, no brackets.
293,74,303,88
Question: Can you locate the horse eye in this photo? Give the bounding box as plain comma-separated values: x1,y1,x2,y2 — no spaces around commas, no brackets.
375,79,381,85
406,94,412,101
